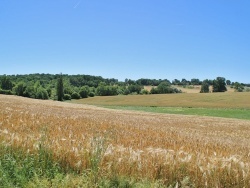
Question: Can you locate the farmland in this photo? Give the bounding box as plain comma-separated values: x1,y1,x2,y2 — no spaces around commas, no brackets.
71,92,250,108
71,92,250,120
1,94,250,187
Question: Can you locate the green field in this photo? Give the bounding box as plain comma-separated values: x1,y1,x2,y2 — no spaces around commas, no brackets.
103,106,250,120
71,92,250,120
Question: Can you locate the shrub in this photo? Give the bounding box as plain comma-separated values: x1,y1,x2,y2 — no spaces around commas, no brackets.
0,89,13,95
36,87,49,100
123,89,130,95
63,94,71,100
89,92,95,97
245,88,250,92
234,82,244,92
157,82,172,94
71,92,81,99
140,89,149,95
79,86,89,98
150,87,159,94
128,84,142,94
187,85,194,89
173,88,182,93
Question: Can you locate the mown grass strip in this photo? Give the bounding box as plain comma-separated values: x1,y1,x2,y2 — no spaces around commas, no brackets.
103,106,250,120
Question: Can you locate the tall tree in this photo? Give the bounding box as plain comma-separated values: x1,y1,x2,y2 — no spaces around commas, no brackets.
200,79,210,93
57,73,64,101
226,80,231,85
14,82,26,96
157,82,171,94
191,78,201,85
181,78,189,86
212,77,227,92
1,75,13,90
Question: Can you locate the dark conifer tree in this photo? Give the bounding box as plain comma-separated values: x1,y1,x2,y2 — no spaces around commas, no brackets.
57,73,64,101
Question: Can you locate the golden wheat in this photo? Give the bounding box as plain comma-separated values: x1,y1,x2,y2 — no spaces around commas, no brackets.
0,95,250,187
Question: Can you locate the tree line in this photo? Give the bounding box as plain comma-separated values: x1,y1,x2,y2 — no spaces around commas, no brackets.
0,74,248,101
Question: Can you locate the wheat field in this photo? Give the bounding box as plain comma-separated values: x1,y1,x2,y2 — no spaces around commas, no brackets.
1,94,250,187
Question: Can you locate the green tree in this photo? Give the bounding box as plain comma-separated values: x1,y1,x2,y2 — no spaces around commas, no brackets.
200,80,210,93
96,82,107,96
34,81,41,93
14,82,26,96
57,74,64,101
79,86,89,98
1,75,13,90
226,80,231,85
157,82,171,94
23,85,36,98
127,84,142,94
36,87,49,99
191,78,201,85
212,77,227,92
181,78,189,86
96,82,118,96
172,79,181,85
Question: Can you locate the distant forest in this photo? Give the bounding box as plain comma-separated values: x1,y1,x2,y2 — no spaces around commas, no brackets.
0,73,249,100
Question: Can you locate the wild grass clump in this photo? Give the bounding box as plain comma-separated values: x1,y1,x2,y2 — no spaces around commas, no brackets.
0,142,62,187
0,129,164,187
0,141,166,187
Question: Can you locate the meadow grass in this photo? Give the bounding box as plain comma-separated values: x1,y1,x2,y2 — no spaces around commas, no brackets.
71,92,250,120
71,92,250,109
103,106,250,120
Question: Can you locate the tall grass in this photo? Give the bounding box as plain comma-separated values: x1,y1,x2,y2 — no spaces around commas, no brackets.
0,141,62,187
0,137,165,187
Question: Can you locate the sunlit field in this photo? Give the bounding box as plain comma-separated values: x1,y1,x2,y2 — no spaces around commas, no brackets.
1,94,250,187
71,92,250,120
71,92,250,108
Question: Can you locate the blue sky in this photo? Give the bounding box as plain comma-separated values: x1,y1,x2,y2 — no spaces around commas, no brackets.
1,0,249,83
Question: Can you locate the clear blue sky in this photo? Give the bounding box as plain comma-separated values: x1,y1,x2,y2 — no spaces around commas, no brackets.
1,0,249,83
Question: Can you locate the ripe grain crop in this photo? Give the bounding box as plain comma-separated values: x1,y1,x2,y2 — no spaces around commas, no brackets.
1,95,250,187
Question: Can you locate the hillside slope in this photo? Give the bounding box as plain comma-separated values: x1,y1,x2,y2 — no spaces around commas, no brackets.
1,95,250,186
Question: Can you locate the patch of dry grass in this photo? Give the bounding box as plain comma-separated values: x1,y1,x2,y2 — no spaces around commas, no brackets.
71,92,250,109
1,95,250,187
